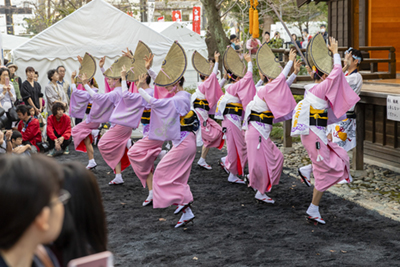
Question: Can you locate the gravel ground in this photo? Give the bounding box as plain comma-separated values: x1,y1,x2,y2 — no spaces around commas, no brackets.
55,142,400,266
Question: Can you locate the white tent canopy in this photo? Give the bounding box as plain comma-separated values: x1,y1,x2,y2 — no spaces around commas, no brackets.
144,22,209,88
12,0,174,92
2,34,29,51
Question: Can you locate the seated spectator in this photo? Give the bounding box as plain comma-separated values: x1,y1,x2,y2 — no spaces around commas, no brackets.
10,130,32,155
0,154,65,267
26,105,35,117
47,102,71,157
21,66,43,116
16,105,42,153
45,69,69,114
51,162,107,266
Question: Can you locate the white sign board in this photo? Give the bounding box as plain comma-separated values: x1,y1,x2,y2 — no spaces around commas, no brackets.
387,95,400,121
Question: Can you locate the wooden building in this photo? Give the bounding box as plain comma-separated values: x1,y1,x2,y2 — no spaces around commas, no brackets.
297,0,400,74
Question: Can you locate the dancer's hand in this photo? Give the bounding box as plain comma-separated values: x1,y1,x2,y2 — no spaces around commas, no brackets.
99,56,106,68
138,73,147,87
121,65,127,80
293,59,302,75
243,53,251,63
289,49,296,62
81,73,88,85
214,51,220,63
122,47,133,59
328,37,338,54
144,53,154,70
77,55,83,64
306,65,313,79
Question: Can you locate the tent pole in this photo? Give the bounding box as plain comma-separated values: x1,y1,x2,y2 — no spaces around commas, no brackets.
266,0,308,66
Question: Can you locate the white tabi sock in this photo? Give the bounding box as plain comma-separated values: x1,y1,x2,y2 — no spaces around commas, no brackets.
197,157,206,165
148,190,153,198
113,174,124,183
307,203,321,218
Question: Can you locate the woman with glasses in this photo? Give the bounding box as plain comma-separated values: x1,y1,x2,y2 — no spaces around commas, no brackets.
0,154,66,267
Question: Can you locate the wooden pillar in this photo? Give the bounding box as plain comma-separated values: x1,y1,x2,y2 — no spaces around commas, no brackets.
353,103,365,170
283,119,292,148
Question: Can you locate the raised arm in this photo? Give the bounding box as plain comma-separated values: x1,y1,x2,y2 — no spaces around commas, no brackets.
286,59,302,86
282,50,296,78
99,56,106,74
213,51,220,75
121,65,128,92
144,53,157,81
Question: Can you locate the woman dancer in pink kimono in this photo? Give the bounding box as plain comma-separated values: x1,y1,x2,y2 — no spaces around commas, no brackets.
216,52,256,184
243,49,299,203
291,37,360,224
191,51,225,170
70,70,100,170
83,65,133,185
126,53,167,206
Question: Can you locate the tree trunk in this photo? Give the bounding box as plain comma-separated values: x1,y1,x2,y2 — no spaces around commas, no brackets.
140,0,147,22
200,0,230,59
262,14,274,36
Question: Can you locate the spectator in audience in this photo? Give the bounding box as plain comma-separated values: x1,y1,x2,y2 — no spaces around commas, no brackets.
230,34,237,49
6,62,22,101
0,68,16,129
45,69,69,113
301,28,312,48
291,33,302,48
26,105,35,118
263,31,271,44
21,67,43,116
0,130,12,154
269,31,284,49
47,102,72,157
34,71,39,82
246,35,261,56
10,130,32,155
16,105,41,153
51,162,107,266
57,66,71,101
0,154,65,267
320,24,329,43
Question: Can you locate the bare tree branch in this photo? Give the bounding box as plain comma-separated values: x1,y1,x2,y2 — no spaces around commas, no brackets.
220,0,239,18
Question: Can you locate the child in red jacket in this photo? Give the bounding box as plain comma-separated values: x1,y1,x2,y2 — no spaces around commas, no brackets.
16,105,42,153
46,102,71,156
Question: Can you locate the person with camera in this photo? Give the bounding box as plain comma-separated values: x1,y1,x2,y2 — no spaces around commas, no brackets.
16,105,42,154
0,68,17,129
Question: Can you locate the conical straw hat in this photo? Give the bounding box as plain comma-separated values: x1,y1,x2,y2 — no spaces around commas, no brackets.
192,51,213,77
309,33,333,75
128,41,153,82
154,41,187,87
223,46,247,78
305,40,314,69
103,56,133,79
256,42,282,79
77,53,97,84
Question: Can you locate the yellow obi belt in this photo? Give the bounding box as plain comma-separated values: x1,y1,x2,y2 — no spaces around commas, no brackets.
223,103,243,116
194,98,210,111
141,109,151,124
310,106,328,127
180,110,199,132
249,110,274,125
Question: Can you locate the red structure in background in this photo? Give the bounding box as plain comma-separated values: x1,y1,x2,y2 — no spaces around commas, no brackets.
172,10,182,22
192,7,201,34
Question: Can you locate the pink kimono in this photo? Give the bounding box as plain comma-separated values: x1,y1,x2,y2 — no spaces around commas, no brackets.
70,84,100,152
148,90,195,208
219,68,256,176
245,69,297,194
300,55,360,191
127,87,165,188
194,72,225,149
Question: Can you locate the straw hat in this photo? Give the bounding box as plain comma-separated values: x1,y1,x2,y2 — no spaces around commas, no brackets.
128,41,152,82
256,42,282,79
103,56,133,79
192,51,213,77
305,40,314,69
154,41,187,87
77,53,97,84
223,46,247,78
6,62,18,71
309,33,333,75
